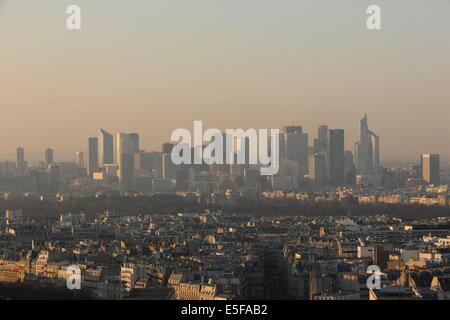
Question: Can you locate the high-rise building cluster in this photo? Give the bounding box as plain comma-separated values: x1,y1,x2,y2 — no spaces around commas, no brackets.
0,115,445,196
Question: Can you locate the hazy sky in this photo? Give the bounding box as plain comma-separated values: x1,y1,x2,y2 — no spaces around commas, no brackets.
1,0,449,163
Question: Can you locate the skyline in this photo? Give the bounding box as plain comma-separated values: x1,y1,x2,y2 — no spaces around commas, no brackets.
1,0,450,161
0,116,448,166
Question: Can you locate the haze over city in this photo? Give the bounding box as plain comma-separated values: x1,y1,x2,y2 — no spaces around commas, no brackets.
1,0,450,162
2,0,450,305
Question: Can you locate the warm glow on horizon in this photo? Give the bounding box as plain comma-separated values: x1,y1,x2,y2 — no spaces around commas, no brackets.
1,0,449,162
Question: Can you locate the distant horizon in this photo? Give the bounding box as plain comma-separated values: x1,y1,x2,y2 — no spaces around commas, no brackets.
0,116,448,166
0,150,448,168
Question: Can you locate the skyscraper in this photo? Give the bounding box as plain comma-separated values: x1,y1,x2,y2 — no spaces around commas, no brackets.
283,126,309,174
326,129,345,186
344,150,354,174
421,154,440,185
161,143,177,180
119,152,136,192
162,152,177,180
88,137,99,177
344,150,356,185
314,125,328,154
76,151,85,168
116,132,140,186
16,147,26,175
129,133,140,152
308,153,326,188
116,133,135,167
45,148,54,168
99,129,114,166
355,115,380,175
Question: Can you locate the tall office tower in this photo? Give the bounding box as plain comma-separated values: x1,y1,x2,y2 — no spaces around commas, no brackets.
344,150,356,185
129,133,140,152
355,115,380,175
16,147,26,175
116,133,134,168
87,137,99,178
76,151,85,168
283,126,309,173
119,152,136,192
116,133,138,179
161,143,176,179
314,125,329,154
99,129,114,166
421,154,440,185
308,153,326,188
344,150,354,173
45,148,54,168
162,153,177,180
326,129,345,186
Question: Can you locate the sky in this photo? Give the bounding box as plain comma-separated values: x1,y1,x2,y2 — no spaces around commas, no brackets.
0,0,449,163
